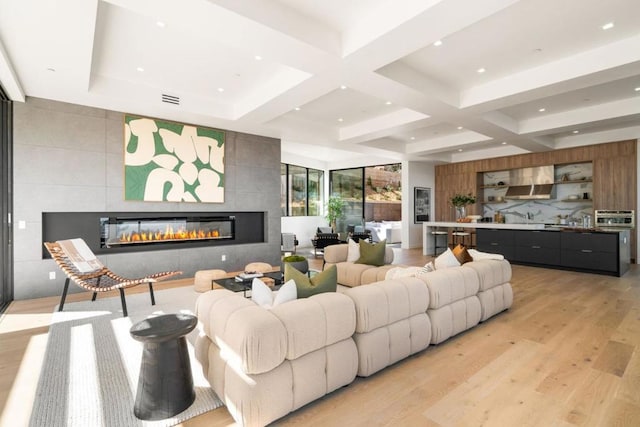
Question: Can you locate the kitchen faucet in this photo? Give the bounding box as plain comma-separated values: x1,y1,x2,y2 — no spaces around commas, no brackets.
526,212,534,223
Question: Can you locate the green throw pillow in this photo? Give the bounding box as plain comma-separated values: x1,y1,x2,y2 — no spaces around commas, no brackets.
284,263,337,299
355,239,387,266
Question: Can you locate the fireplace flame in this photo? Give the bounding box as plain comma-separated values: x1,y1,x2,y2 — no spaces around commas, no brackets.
118,226,222,243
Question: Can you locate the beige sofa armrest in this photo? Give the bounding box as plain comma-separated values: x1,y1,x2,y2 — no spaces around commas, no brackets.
323,243,348,263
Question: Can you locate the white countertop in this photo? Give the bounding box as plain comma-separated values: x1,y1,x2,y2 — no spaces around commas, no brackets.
423,221,545,230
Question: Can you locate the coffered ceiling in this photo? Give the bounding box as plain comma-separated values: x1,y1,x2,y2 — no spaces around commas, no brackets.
0,0,639,165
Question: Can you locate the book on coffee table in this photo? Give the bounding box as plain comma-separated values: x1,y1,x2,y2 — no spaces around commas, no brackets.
235,272,264,281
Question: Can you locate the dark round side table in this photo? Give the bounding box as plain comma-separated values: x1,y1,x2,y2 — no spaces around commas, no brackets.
130,313,198,420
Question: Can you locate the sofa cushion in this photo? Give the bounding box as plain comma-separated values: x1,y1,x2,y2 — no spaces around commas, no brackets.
285,263,337,298
361,265,398,285
428,295,481,344
452,244,473,264
477,282,513,321
434,247,461,269
464,259,512,291
344,277,430,333
418,265,480,309
195,290,288,374
355,239,387,266
334,262,375,287
271,292,356,360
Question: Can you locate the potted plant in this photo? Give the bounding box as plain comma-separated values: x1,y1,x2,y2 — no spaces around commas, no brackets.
450,193,476,220
282,254,309,275
325,195,346,231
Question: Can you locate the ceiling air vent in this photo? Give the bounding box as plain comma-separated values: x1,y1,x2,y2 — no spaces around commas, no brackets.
161,94,180,105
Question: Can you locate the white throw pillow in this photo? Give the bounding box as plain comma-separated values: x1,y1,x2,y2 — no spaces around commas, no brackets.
467,248,505,261
434,248,461,270
418,261,435,275
346,238,360,262
251,278,297,309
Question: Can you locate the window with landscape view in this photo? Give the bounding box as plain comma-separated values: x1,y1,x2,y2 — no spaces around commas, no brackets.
281,163,324,216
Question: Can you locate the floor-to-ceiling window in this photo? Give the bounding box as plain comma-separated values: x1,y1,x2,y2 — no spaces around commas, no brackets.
330,164,401,233
281,163,324,217
364,164,401,221
329,168,364,232
0,90,12,313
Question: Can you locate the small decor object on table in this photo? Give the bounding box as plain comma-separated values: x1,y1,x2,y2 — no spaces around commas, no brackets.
282,254,309,275
130,313,198,421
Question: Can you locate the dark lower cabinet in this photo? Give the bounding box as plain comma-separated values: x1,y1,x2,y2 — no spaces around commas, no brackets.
476,229,514,260
560,231,628,275
513,230,560,265
476,228,630,277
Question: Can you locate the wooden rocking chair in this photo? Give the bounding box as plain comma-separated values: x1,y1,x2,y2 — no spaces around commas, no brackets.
44,239,182,317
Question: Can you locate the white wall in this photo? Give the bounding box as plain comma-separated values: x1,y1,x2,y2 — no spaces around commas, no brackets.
402,160,436,249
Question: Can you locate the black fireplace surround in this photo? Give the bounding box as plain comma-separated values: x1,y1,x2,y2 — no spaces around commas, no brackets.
42,211,266,258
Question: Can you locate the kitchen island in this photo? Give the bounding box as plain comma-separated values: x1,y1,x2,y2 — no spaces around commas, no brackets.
423,221,631,277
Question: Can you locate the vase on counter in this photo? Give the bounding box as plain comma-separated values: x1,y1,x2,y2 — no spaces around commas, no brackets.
455,206,466,220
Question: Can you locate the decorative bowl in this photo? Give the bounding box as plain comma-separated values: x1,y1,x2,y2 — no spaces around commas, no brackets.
568,195,579,200
467,215,482,222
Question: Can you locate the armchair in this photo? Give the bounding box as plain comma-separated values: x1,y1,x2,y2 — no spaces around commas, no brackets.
311,227,342,257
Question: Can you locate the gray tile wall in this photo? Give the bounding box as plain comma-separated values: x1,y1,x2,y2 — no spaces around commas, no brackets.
13,97,282,299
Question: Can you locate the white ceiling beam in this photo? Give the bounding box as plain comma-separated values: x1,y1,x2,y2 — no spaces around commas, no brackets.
0,38,24,101
520,97,640,135
461,34,640,108
339,109,429,141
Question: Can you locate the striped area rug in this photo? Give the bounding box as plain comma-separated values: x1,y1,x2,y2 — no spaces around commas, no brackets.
29,287,224,427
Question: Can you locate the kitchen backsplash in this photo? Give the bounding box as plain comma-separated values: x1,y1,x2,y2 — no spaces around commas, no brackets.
482,162,593,225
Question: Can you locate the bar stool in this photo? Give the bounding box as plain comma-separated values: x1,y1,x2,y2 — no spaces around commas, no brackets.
451,228,471,248
431,227,449,256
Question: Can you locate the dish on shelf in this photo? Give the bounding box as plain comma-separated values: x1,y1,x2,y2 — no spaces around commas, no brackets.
467,215,482,222
568,194,579,200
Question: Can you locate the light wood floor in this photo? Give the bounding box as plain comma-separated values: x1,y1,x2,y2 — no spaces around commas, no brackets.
1,247,639,426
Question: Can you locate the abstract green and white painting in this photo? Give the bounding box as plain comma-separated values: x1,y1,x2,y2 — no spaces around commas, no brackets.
124,115,225,202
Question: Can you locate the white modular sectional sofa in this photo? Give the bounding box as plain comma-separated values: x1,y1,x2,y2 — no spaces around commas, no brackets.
194,257,513,426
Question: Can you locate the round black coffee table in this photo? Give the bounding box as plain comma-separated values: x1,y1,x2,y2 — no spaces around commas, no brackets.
130,313,198,420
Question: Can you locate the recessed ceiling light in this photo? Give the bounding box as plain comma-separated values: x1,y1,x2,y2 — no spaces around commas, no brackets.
294,107,300,111
156,21,166,28
457,126,463,130
136,67,144,72
46,67,56,72
602,22,614,30
457,148,463,152
385,101,392,105
635,87,640,92
538,108,546,112
254,55,262,61
340,85,347,90
433,40,443,47
410,136,415,140
337,118,343,122
477,68,486,73
501,141,507,145
217,87,224,92
572,130,579,134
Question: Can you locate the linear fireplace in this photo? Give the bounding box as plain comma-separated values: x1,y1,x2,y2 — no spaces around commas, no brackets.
42,211,265,257
100,215,235,248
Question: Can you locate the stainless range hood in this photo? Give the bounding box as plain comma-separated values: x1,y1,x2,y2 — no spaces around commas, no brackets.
504,165,555,200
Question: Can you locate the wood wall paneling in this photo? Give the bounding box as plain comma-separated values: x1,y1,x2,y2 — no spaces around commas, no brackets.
435,140,637,260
